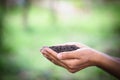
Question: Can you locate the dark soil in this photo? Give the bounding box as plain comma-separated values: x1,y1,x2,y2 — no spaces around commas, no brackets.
49,45,80,53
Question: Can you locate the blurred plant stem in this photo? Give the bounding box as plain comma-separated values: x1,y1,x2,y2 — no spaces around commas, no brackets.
23,0,30,31
0,1,7,79
0,0,7,53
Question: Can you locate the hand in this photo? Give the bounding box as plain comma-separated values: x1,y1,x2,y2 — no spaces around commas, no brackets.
40,42,100,73
40,42,120,79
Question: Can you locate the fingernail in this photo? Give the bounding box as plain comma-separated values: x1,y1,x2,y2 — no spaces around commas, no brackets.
57,54,62,59
40,49,47,55
40,49,44,53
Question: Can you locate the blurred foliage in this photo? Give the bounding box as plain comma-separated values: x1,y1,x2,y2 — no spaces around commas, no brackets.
0,0,120,80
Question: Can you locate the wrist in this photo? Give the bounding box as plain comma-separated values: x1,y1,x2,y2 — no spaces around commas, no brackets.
90,49,105,66
93,51,110,67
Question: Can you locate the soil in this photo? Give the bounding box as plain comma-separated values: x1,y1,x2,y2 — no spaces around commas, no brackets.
49,45,80,53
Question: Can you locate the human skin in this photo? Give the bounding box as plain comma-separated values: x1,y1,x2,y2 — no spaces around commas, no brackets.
40,42,120,79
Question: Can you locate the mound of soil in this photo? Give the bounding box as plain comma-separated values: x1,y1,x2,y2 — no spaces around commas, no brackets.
49,45,80,53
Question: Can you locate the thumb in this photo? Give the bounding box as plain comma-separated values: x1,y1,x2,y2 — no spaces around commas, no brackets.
57,51,78,60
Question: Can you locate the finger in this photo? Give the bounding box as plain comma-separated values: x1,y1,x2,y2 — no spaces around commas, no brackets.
44,47,58,57
41,47,58,60
41,48,62,66
40,46,48,53
61,59,80,69
46,51,69,69
43,52,59,66
42,50,66,67
57,51,79,60
42,47,69,68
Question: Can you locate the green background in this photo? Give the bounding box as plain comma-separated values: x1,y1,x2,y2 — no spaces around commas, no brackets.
0,0,120,80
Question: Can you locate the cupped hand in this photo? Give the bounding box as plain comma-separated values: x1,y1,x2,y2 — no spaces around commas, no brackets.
40,42,100,73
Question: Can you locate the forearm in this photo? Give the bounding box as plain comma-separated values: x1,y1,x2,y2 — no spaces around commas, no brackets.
96,52,120,79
